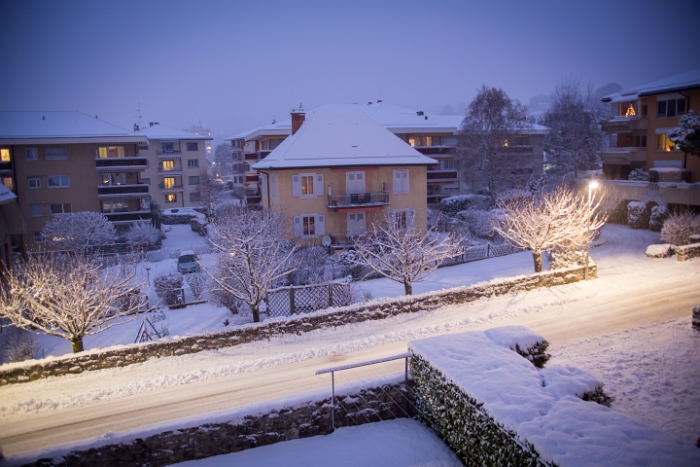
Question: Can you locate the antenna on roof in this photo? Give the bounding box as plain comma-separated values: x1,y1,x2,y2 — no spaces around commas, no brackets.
134,103,143,130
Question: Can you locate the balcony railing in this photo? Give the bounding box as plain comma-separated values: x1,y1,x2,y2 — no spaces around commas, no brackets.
601,117,648,133
95,157,148,169
415,146,456,155
600,147,648,164
98,185,150,196
0,161,11,172
158,165,183,172
103,211,153,223
158,183,183,190
426,170,458,181
327,192,389,209
157,150,181,155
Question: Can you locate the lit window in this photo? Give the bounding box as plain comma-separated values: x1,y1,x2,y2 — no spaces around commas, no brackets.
163,177,176,189
47,175,70,188
161,160,175,171
301,175,314,195
0,149,10,162
2,176,13,190
166,193,177,203
28,177,41,189
50,203,72,214
656,134,677,152
98,146,125,158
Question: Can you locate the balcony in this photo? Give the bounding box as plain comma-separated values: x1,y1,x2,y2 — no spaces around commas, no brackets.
426,170,458,182
158,183,183,190
414,146,456,155
327,192,390,209
601,116,648,133
98,184,150,196
95,157,148,170
246,173,259,183
157,150,181,155
158,164,183,172
501,145,533,155
600,147,648,165
103,211,153,223
244,153,259,162
0,161,11,173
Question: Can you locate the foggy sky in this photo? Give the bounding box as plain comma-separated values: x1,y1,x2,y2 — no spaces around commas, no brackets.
2,0,700,147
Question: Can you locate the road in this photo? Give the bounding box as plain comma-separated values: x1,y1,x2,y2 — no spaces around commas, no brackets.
1,226,699,458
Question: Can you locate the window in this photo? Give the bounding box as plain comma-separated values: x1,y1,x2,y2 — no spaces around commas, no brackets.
141,177,150,185
293,214,325,238
187,142,198,151
656,134,677,152
166,193,177,203
33,232,45,243
657,97,686,118
25,148,38,161
2,176,13,190
634,135,647,148
393,169,409,194
50,203,71,214
47,175,70,188
138,144,149,151
162,142,175,153
189,176,200,185
98,146,125,158
161,160,175,171
101,173,127,186
443,136,458,146
45,148,68,160
30,204,43,217
1,149,10,162
162,176,182,189
188,159,199,168
442,160,456,170
292,173,323,198
101,199,129,213
389,209,416,231
28,177,41,189
189,192,201,202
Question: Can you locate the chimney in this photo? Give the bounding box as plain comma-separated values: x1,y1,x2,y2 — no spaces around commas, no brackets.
291,103,305,135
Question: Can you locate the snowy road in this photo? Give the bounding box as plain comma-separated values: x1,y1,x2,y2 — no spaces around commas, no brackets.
1,225,699,457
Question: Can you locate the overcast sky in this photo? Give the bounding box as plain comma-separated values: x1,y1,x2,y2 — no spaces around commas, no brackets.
2,0,700,146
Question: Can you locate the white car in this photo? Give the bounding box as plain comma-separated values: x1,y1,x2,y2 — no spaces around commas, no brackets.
177,250,199,274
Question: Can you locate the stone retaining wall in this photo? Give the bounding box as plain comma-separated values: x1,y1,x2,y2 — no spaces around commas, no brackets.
22,382,414,467
0,263,596,387
677,242,700,262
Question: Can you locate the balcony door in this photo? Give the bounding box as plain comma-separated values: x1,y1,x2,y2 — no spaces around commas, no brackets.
347,211,366,236
346,171,366,194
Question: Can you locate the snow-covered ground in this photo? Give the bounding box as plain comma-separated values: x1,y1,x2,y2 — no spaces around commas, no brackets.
1,224,699,463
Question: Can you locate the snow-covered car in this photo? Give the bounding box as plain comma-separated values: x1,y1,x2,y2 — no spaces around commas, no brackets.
177,250,199,273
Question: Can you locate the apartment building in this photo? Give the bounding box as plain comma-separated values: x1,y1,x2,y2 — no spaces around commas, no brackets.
252,111,437,247
135,123,211,207
600,68,700,181
230,101,547,207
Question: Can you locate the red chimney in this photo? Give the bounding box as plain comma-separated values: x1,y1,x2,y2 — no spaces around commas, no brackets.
291,103,305,135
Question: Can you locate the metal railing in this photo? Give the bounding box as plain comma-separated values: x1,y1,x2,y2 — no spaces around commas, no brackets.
316,352,413,429
327,192,390,208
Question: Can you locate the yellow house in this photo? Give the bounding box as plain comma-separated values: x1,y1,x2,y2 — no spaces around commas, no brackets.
252,111,437,246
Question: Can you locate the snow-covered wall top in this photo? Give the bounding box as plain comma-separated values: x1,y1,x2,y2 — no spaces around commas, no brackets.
409,327,699,467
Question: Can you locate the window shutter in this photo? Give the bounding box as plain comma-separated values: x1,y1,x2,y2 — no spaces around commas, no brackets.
292,175,301,197
317,214,325,236
403,170,409,194
393,171,400,194
293,216,302,237
315,174,324,196
271,173,276,198
408,210,416,229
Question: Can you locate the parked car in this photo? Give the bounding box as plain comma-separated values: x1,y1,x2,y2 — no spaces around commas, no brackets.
177,250,200,273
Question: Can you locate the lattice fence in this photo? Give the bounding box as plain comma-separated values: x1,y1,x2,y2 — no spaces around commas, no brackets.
440,243,519,267
265,279,354,318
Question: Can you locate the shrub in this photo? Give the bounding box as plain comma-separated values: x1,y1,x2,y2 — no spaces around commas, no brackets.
661,212,700,245
185,272,207,300
441,194,492,216
125,221,161,249
606,199,629,224
289,246,329,285
627,201,649,229
648,205,669,232
2,328,38,363
645,244,675,258
154,272,184,306
649,168,692,183
627,168,648,181
457,209,495,239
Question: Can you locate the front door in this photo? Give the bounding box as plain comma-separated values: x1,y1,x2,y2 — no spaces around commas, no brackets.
346,171,366,194
347,211,366,236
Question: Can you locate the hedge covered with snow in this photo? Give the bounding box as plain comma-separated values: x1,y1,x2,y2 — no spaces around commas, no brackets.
409,327,698,467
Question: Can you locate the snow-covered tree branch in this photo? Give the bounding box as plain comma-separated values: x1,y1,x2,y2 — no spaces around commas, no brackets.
352,218,464,295
0,253,148,353
493,187,607,272
202,208,296,322
41,211,117,253
668,109,700,158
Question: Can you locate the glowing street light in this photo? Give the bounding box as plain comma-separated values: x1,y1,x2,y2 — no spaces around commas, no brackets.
584,181,599,280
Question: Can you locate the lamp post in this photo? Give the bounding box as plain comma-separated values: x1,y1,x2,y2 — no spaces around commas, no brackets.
584,181,599,280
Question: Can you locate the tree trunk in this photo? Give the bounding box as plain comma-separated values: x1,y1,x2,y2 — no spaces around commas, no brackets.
251,304,260,323
404,281,413,295
71,336,84,353
532,250,543,273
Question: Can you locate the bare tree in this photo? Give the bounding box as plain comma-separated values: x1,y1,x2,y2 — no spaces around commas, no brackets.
543,80,606,176
0,253,148,353
41,211,117,253
457,85,530,195
203,209,296,322
212,142,233,176
352,218,464,295
493,187,607,273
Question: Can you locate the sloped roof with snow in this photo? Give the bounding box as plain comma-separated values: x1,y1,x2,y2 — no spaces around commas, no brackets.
0,111,143,141
252,113,437,170
134,124,212,141
602,67,700,102
0,185,17,205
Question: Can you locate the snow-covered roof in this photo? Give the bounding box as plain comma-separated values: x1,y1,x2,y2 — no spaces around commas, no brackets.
0,111,147,144
252,113,437,170
0,184,17,205
135,124,212,141
602,67,700,102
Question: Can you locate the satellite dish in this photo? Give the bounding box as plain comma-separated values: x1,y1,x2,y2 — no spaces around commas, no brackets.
321,235,332,247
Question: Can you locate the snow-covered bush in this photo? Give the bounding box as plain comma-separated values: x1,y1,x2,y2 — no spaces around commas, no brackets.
648,205,669,232
626,201,649,229
2,327,38,363
457,209,495,239
289,246,329,285
41,211,117,253
660,212,700,245
157,323,169,337
627,168,649,181
209,288,245,314
649,167,691,183
327,250,371,280
154,272,184,306
645,244,675,258
441,194,492,216
125,221,161,249
185,272,207,300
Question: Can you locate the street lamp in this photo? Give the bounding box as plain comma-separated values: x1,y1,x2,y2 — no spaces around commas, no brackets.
584,181,599,280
